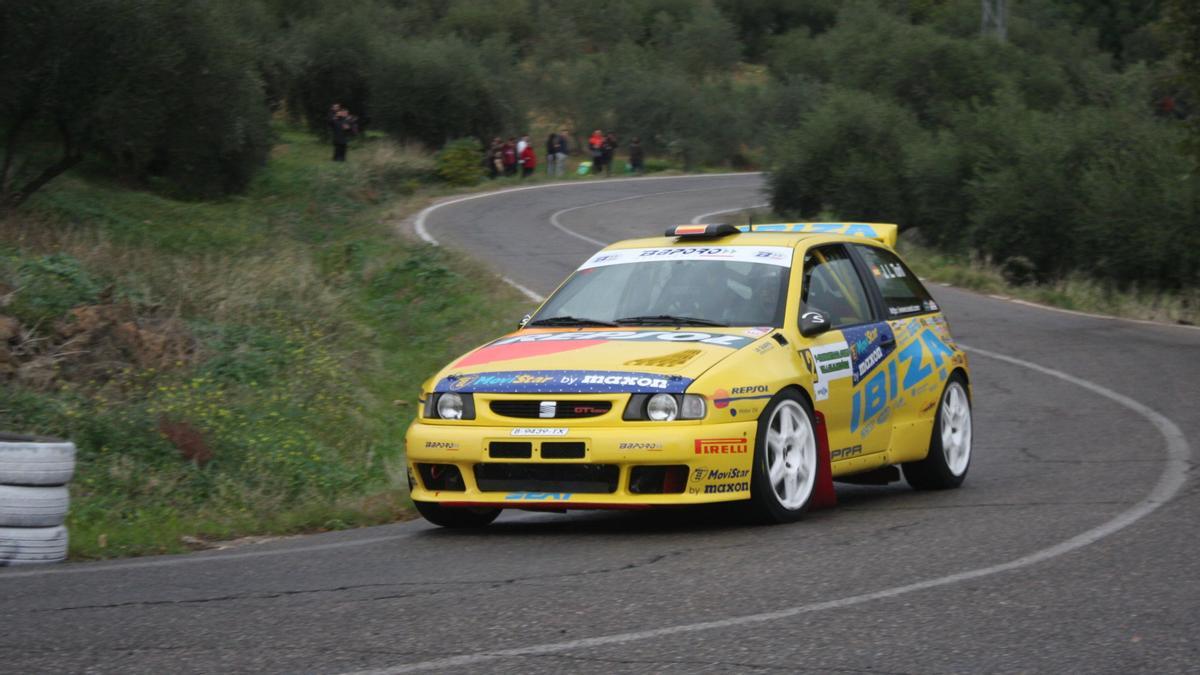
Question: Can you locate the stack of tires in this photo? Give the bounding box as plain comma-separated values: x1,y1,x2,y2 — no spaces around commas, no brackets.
0,434,74,565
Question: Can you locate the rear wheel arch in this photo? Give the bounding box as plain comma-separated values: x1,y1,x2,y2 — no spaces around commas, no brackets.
950,366,970,392
902,370,972,490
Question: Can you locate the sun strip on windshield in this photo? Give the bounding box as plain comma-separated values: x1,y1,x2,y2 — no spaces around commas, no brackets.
580,246,794,270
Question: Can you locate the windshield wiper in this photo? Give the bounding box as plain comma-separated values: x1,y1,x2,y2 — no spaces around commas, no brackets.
527,315,619,327
615,314,729,327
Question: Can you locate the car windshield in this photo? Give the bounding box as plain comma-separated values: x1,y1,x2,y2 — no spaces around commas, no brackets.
532,245,793,327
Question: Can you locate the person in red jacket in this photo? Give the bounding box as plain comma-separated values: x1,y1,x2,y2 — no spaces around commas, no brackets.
588,129,605,175
502,137,517,177
519,141,536,178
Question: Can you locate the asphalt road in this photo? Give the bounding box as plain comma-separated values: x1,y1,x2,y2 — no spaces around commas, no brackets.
4,174,1198,674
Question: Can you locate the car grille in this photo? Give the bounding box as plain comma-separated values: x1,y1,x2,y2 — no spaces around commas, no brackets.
489,400,612,419
474,463,618,493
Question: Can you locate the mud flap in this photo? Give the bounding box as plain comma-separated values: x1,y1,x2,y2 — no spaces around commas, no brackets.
811,410,837,509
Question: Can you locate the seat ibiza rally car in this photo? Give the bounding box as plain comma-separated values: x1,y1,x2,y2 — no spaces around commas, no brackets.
405,222,973,527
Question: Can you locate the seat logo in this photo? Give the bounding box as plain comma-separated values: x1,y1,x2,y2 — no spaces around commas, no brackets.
539,401,556,418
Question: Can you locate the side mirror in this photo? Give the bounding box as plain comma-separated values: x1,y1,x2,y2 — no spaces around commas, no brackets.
799,309,831,337
518,313,532,329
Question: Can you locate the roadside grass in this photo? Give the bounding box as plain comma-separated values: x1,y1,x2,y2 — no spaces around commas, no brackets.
0,129,534,559
722,207,1200,327
898,242,1200,326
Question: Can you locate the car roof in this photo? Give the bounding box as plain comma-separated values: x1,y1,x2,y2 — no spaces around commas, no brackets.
604,222,899,251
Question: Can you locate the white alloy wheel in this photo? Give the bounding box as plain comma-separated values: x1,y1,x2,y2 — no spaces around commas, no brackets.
902,373,972,491
764,400,817,510
941,381,972,476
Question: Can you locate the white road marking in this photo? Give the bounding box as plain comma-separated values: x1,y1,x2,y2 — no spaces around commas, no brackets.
1004,298,1200,332
501,276,545,304
346,345,1191,674
413,173,761,246
412,174,761,300
0,529,423,580
547,186,757,247
689,202,770,223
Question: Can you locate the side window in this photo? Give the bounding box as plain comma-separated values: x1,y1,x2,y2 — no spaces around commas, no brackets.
800,245,874,328
854,245,938,318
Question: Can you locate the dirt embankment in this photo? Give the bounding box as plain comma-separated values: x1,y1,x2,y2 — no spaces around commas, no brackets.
0,305,193,390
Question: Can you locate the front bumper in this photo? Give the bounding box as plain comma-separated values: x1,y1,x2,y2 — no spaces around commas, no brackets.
405,419,759,508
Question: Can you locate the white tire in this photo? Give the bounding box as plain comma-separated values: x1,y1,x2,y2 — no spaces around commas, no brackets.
0,485,70,527
0,525,68,565
0,434,76,486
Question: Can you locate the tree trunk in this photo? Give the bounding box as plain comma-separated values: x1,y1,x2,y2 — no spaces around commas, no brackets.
0,120,82,212
1,116,29,198
1,153,83,211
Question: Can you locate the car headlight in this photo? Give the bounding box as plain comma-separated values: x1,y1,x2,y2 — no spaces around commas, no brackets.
646,394,679,421
424,392,476,420
437,393,465,420
624,394,707,421
680,394,706,419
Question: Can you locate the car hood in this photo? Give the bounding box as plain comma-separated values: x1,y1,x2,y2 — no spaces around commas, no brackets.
430,327,773,395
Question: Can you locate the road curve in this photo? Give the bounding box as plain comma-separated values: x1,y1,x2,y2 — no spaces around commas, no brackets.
3,175,1198,674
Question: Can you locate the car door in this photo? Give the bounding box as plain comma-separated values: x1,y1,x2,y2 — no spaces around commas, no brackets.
795,244,894,463
850,243,957,462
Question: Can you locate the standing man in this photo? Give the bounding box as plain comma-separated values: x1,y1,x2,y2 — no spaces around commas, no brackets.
588,129,605,176
330,105,351,162
519,141,537,178
502,137,518,177
602,132,618,177
545,132,564,177
628,137,645,175
555,130,569,177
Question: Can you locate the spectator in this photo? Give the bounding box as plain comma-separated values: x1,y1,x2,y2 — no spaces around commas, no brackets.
588,129,605,176
330,105,353,162
629,137,644,175
502,137,518,177
485,137,503,179
516,134,529,157
602,132,618,177
520,142,536,178
546,132,568,177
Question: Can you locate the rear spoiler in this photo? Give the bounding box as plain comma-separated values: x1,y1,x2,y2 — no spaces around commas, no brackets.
736,223,898,248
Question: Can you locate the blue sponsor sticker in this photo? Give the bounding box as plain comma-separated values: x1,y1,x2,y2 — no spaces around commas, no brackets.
843,322,896,385
436,370,693,394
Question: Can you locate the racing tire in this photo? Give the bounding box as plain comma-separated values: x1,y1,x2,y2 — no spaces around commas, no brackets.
746,390,818,524
0,485,70,527
0,525,68,565
413,501,501,529
903,373,972,490
0,434,76,486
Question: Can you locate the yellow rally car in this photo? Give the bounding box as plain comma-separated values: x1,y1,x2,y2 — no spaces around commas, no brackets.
405,223,972,527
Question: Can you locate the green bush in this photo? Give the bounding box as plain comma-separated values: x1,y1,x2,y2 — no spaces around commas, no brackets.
435,138,485,186
370,38,515,147
7,254,104,325
768,88,921,220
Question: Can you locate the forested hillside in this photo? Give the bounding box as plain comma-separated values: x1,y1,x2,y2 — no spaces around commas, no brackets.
4,0,1197,289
